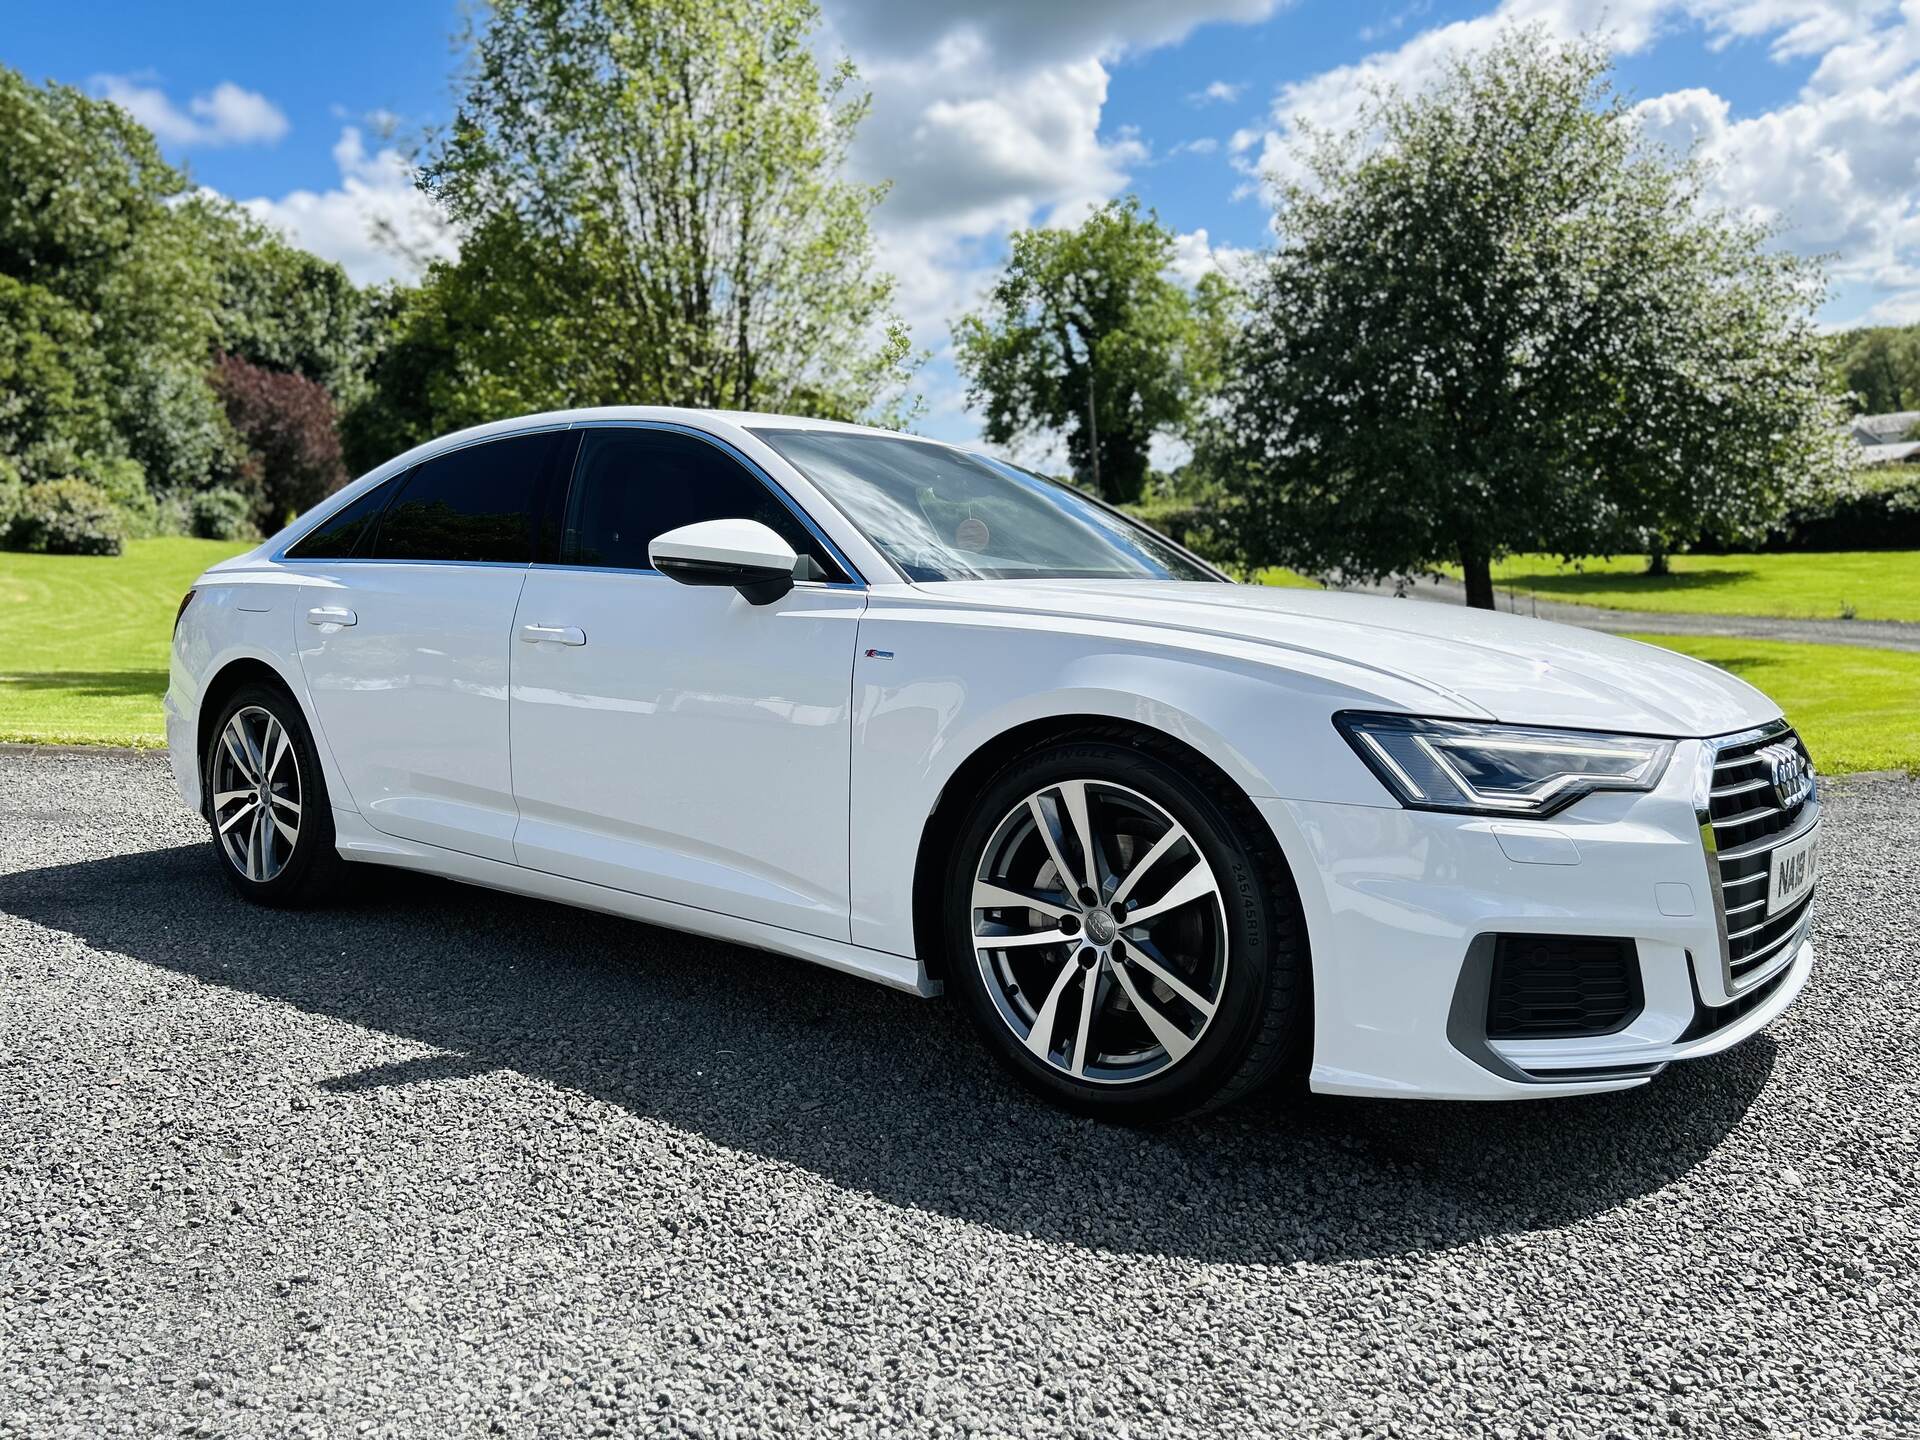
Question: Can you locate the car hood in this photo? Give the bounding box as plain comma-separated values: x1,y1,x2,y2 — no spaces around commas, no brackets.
909,579,1781,737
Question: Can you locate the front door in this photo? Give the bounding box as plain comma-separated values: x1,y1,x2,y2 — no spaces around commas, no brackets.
508,425,864,939
291,429,570,862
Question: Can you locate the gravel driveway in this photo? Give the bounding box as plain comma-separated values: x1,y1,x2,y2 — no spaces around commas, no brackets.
2,750,1915,1439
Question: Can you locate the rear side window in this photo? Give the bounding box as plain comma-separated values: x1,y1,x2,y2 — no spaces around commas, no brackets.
562,427,844,579
368,430,565,564
284,481,393,560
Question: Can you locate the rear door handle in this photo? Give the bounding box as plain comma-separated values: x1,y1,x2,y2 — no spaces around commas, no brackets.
519,623,587,646
305,606,357,627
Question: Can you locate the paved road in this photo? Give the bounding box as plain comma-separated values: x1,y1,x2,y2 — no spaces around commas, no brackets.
1342,572,1920,651
2,751,1916,1438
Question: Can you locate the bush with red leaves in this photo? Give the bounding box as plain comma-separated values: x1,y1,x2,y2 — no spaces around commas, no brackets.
211,355,349,530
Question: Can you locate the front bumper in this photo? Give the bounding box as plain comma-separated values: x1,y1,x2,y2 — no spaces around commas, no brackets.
164,685,201,813
1258,737,1816,1101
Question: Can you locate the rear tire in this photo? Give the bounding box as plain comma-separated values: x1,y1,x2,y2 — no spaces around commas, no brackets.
202,683,342,907
944,736,1306,1122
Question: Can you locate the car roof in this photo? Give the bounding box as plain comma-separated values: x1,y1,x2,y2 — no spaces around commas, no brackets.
458,405,952,445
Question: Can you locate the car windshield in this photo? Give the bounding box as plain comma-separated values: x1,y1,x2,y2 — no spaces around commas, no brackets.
752,429,1222,583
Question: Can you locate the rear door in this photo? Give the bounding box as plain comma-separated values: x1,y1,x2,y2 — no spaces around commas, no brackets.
290,429,573,862
507,424,865,939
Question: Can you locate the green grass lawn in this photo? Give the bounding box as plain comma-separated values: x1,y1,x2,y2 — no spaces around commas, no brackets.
1249,566,1320,588
2,543,1913,772
1467,551,1920,622
1628,634,1920,774
0,537,248,746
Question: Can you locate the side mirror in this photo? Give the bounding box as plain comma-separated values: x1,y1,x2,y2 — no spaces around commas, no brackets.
650,518,800,606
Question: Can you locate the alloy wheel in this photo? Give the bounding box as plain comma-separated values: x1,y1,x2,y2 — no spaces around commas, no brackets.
970,778,1229,1084
210,705,303,883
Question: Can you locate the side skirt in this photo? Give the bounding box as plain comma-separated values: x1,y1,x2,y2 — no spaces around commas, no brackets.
330,807,939,998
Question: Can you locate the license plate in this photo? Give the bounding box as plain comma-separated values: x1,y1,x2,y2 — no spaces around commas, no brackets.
1767,826,1819,916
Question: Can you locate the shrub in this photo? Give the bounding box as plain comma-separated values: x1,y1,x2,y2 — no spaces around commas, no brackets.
211,355,348,531
1693,465,1920,552
189,486,257,541
1790,468,1920,549
0,453,23,543
8,476,127,555
87,453,161,537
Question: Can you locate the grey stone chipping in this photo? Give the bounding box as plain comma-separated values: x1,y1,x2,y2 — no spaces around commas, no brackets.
1,750,1915,1438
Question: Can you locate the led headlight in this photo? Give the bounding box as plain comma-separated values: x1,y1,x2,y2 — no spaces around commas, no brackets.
1334,713,1675,818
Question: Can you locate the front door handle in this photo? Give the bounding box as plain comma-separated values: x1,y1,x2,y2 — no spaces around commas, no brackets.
519,623,587,646
306,606,357,627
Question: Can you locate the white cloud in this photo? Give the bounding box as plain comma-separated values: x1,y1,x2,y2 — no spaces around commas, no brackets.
825,0,1287,68
92,74,288,147
1686,0,1896,60
1637,62,1920,303
1191,79,1246,104
1862,287,1920,323
1169,227,1258,284
238,127,455,285
858,46,1144,233
1168,136,1223,156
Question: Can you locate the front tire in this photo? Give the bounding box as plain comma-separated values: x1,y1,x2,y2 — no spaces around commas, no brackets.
202,683,341,907
944,737,1306,1122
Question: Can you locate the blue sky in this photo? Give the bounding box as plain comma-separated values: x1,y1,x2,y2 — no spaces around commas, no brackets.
7,0,1919,446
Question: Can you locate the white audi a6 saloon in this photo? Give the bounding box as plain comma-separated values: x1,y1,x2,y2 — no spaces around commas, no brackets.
167,408,1820,1120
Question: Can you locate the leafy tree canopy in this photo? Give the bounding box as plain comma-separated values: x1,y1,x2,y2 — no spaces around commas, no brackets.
1828,323,1920,417
0,64,377,547
953,198,1223,505
186,196,367,400
0,66,231,500
1202,30,1853,606
405,0,915,431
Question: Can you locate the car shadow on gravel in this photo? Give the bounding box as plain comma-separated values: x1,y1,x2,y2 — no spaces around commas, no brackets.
0,843,1776,1265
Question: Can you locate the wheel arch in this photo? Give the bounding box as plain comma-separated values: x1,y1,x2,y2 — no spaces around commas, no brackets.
909,714,1311,992
192,655,315,816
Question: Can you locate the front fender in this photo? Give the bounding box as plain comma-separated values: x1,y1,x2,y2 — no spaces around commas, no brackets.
847,600,1399,957
167,576,342,818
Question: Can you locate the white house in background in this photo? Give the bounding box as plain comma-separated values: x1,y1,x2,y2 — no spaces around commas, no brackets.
1849,410,1920,465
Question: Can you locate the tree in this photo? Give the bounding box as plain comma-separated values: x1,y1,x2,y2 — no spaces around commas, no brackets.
1828,323,1920,416
0,273,116,479
412,0,914,426
953,199,1212,505
187,196,367,400
0,67,231,503
1202,31,1853,607
1,65,380,542
338,282,457,475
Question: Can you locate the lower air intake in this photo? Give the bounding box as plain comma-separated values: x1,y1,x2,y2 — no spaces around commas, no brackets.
1486,935,1644,1039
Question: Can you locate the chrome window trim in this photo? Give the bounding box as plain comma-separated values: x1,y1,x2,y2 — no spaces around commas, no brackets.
270,557,538,572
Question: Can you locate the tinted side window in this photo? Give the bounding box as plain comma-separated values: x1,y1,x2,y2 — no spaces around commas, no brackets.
563,428,845,580
368,431,563,564
284,480,394,560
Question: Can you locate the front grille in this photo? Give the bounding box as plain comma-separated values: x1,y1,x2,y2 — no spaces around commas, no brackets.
1486,935,1643,1039
1704,725,1816,986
